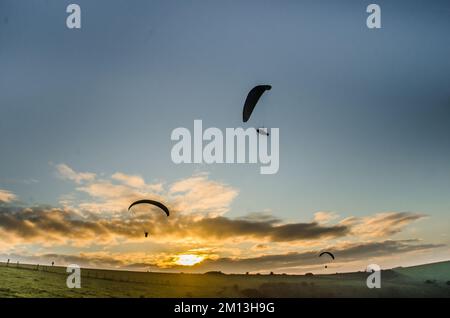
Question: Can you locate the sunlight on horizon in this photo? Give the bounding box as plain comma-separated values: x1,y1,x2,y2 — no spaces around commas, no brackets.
175,254,205,266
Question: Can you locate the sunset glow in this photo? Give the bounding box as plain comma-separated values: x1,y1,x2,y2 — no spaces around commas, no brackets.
175,254,205,266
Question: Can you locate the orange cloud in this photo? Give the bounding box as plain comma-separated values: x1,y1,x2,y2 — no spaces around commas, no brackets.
341,212,427,238
0,189,16,203
57,164,236,218
314,211,339,224
169,174,238,217
55,163,96,184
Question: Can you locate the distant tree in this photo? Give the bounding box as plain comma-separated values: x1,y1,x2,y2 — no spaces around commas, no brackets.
204,271,225,275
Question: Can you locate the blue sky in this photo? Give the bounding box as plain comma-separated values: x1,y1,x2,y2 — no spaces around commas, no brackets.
0,0,449,272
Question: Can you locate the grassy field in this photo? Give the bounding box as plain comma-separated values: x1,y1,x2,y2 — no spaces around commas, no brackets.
0,261,449,298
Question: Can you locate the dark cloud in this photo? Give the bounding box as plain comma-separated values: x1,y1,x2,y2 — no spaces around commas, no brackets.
0,204,428,246
0,205,350,243
0,206,134,242
344,212,427,237
237,212,280,224
185,216,350,242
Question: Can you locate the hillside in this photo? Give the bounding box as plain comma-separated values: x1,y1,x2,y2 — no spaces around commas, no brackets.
0,261,449,298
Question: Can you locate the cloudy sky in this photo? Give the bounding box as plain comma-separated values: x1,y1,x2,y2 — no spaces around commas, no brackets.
0,0,449,273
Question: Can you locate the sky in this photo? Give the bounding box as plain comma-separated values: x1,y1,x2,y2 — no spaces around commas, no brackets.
0,0,449,274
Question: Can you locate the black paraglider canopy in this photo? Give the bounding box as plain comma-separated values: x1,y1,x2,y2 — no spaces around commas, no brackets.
128,199,170,216
128,199,170,238
242,85,272,123
319,251,335,260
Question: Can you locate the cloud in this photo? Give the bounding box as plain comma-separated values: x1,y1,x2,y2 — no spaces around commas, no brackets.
238,212,279,224
111,172,146,188
55,164,96,184
57,164,235,217
0,178,428,248
1,206,423,249
0,164,439,273
342,212,427,238
184,216,350,242
23,179,39,185
75,180,150,213
6,239,442,273
169,174,238,217
0,189,16,203
0,205,350,245
314,211,339,224
111,172,163,192
52,166,424,241
252,244,269,250
0,207,116,244
166,240,444,273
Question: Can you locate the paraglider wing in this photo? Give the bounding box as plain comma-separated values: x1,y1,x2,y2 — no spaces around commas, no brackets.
319,252,335,260
128,199,170,217
242,85,272,123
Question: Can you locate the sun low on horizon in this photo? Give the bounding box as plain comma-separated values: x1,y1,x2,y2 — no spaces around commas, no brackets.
175,254,206,267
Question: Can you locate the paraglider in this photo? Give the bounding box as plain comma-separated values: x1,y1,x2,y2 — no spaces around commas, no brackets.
128,199,170,216
128,199,170,237
243,85,272,136
319,251,335,269
319,252,335,260
256,128,270,136
242,85,272,123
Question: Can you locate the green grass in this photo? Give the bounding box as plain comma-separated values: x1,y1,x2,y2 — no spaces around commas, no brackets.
0,261,449,298
394,261,450,282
